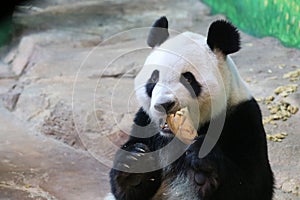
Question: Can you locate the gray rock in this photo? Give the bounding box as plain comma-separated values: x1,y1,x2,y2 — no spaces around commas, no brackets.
0,61,15,78
281,179,300,195
40,101,86,150
0,105,110,200
2,92,20,111
1,84,23,111
12,36,35,76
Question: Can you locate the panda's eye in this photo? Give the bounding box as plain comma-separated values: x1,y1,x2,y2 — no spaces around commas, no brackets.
182,72,194,83
150,70,159,83
180,72,201,97
145,70,159,98
184,76,192,83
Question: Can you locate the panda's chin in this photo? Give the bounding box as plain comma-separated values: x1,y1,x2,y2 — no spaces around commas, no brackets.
159,130,174,137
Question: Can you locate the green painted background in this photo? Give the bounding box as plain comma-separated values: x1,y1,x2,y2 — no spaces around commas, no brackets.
0,17,13,47
202,0,300,49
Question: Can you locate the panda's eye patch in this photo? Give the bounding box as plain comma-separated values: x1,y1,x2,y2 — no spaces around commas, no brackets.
145,70,159,98
150,69,159,83
180,72,201,97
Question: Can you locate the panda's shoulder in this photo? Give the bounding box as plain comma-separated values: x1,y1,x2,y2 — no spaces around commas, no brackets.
225,98,265,137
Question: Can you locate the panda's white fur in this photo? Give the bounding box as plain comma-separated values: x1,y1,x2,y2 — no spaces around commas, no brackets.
135,32,251,130
104,193,116,200
105,176,198,200
151,174,199,200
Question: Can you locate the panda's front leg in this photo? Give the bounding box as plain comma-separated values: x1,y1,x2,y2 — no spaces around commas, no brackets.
110,142,162,200
185,136,220,199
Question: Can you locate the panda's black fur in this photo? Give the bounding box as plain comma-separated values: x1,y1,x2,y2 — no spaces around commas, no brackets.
109,17,274,200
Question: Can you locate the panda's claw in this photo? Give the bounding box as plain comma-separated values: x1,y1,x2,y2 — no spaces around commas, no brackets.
134,152,143,157
123,163,130,169
133,143,150,152
135,147,146,153
127,155,138,161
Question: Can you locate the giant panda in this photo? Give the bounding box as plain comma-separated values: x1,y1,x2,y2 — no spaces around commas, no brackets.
108,16,274,200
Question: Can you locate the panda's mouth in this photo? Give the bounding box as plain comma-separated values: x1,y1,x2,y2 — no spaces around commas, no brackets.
159,121,174,136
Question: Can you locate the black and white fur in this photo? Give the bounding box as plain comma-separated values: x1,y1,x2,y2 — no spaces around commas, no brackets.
107,16,274,200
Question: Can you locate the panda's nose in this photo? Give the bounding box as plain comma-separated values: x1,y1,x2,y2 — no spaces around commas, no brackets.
154,101,175,114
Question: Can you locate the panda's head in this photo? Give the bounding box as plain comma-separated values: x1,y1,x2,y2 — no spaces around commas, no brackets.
135,16,251,135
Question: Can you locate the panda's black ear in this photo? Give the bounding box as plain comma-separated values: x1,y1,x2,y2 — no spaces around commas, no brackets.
147,16,169,48
207,20,240,55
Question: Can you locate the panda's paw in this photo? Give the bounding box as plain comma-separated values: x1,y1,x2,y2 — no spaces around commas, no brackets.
185,138,219,197
188,157,219,197
112,143,154,187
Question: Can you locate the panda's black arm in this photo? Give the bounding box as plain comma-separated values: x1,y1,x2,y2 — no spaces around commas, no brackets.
187,137,273,200
109,145,162,200
185,136,254,199
186,99,274,199
109,107,164,200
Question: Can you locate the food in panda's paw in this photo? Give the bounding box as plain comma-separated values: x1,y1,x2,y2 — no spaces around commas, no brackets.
166,107,198,144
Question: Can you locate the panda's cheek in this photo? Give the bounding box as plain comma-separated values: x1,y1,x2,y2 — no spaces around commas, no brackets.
148,106,167,125
174,87,192,106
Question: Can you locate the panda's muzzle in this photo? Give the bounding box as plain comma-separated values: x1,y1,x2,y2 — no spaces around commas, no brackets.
154,101,176,114
160,121,173,134
155,101,179,135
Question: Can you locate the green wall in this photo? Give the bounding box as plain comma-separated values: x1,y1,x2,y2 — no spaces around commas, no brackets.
0,17,13,47
202,0,300,49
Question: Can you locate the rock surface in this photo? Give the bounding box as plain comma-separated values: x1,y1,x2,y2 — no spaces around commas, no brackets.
0,0,299,199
